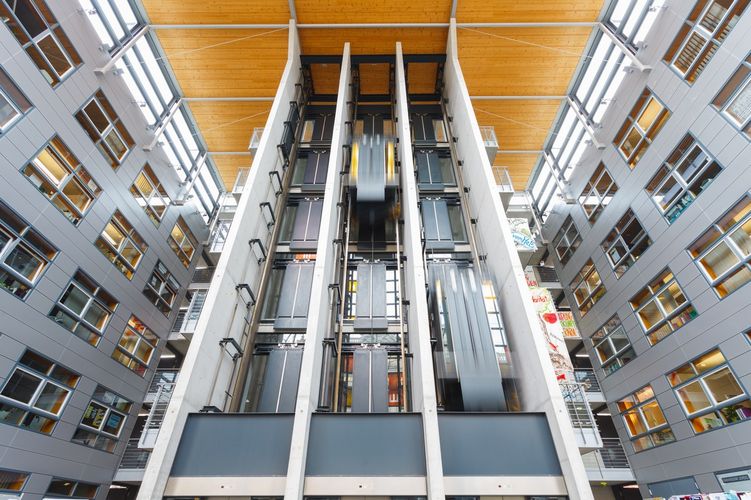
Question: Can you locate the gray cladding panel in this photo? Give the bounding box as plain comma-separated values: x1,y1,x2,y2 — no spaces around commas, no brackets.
438,413,562,476
170,414,294,476
352,348,388,412
274,263,314,329
306,413,426,476
647,477,700,497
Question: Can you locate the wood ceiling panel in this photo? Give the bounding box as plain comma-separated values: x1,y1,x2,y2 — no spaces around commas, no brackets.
407,62,438,94
213,155,253,190
473,99,561,151
295,0,451,23
142,0,290,24
155,29,288,98
189,101,271,152
456,0,603,23
494,153,541,189
310,64,341,94
458,27,592,96
359,63,390,94
300,28,447,55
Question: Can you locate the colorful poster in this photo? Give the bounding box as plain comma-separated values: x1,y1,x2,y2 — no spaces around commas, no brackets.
558,311,580,338
509,218,537,251
527,280,575,381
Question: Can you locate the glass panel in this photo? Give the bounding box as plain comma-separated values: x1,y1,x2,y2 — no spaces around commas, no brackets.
726,78,751,125
37,34,71,77
717,265,751,296
701,241,740,279
5,244,43,280
730,218,751,255
678,380,712,413
102,410,124,435
83,301,108,330
623,410,647,435
1,369,41,403
694,349,726,373
80,401,107,429
104,130,127,159
637,98,664,131
704,367,743,403
641,401,667,428
83,100,109,133
61,285,88,314
638,301,662,329
33,382,68,414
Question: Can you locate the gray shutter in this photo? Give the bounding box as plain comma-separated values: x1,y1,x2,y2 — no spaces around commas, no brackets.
428,263,505,411
289,199,322,251
421,199,454,250
274,263,314,329
353,263,388,330
257,348,303,412
416,152,442,189
352,348,388,413
303,150,329,190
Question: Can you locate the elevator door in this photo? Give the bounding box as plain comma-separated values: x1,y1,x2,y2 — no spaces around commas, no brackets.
289,199,323,251
257,348,303,412
353,262,388,330
421,199,454,250
274,263,314,329
302,150,330,190
351,348,388,413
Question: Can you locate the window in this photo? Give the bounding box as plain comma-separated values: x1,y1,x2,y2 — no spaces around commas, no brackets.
0,199,57,298
95,210,147,279
601,209,651,277
646,134,723,223
689,195,751,297
617,384,676,452
579,163,618,223
0,67,31,132
591,315,636,375
552,216,582,266
0,350,78,434
143,261,179,316
0,0,82,86
46,478,99,498
23,137,102,224
570,260,605,315
668,349,751,433
75,90,134,168
629,269,697,345
665,0,750,83
614,89,670,168
168,217,196,268
713,54,751,135
49,271,118,346
0,469,28,493
112,316,158,377
130,164,169,225
72,385,131,452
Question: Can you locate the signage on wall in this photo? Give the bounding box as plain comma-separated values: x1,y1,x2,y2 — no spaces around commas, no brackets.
527,282,574,382
509,218,537,252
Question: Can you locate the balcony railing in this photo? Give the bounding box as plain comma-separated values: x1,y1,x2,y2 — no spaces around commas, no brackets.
148,369,178,395
479,125,498,164
248,127,264,154
560,382,601,449
575,369,601,393
120,438,151,470
582,438,631,470
192,266,215,284
533,265,559,284
493,166,514,193
232,168,250,194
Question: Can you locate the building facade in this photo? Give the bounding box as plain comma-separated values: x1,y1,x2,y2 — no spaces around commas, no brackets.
537,0,751,497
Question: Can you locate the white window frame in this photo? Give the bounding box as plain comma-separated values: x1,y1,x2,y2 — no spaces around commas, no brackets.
570,260,605,315
168,218,196,268
143,261,179,315
130,164,169,225
579,163,618,223
617,384,675,452
52,274,116,344
112,316,158,376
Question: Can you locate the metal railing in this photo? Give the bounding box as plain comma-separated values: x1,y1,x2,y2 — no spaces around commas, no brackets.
492,166,514,192
120,438,151,469
148,369,178,395
575,369,601,393
582,438,630,470
533,265,559,283
560,382,599,441
232,168,250,194
248,127,264,153
479,125,498,148
192,266,216,284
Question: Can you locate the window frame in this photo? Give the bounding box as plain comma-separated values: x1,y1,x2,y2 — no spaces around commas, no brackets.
168,217,196,268
75,90,134,168
95,210,147,279
629,268,697,345
667,348,751,434
0,350,79,435
46,477,99,499
112,316,158,377
617,384,676,452
130,164,170,226
0,468,28,493
23,136,102,225
553,215,582,266
73,386,131,452
343,261,402,322
591,314,636,376
712,53,751,134
689,194,751,298
570,259,606,316
0,66,32,133
143,260,179,316
579,163,618,223
614,88,671,168
601,208,652,278
645,134,723,224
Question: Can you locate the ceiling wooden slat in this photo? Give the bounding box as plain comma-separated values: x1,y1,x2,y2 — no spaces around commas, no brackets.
494,153,542,189
473,99,561,151
310,64,342,94
212,155,254,190
456,0,603,23
142,0,290,24
189,101,271,152
300,28,447,55
295,0,451,23
407,62,438,94
359,63,390,94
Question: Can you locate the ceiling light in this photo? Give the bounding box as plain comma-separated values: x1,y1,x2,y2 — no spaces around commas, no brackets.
575,353,590,358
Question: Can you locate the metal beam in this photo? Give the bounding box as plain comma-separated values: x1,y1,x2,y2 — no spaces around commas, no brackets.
498,150,545,154
94,25,149,75
566,96,605,149
151,24,289,29
150,21,598,29
450,0,458,18
598,22,651,72
471,95,566,100
143,98,183,151
288,0,297,19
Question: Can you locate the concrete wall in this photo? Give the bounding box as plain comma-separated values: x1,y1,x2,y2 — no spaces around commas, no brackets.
542,1,751,495
0,2,207,499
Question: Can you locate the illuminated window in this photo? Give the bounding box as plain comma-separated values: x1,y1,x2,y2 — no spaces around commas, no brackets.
689,195,751,298
646,134,722,224
579,163,618,223
668,349,751,433
72,386,131,452
75,90,134,168
168,217,196,268
712,53,751,135
601,209,651,278
629,269,697,345
665,0,749,83
0,0,82,86
614,89,670,168
553,216,581,266
46,478,99,498
95,211,147,279
617,384,676,452
570,260,605,316
591,315,635,375
130,164,169,225
23,137,101,224
0,350,78,434
0,469,28,492
112,316,158,377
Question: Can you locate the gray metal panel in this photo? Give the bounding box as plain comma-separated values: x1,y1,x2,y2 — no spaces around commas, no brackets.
422,199,454,250
357,136,386,202
417,151,442,189
647,477,699,497
289,199,322,251
279,348,302,412
438,413,562,476
170,414,294,476
352,348,388,413
354,263,388,330
274,263,313,329
305,414,426,476
257,349,285,412
303,150,329,190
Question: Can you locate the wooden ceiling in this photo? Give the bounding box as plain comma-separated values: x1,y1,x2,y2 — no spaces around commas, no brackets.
142,0,604,190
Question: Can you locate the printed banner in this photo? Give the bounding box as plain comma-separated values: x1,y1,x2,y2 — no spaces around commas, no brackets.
509,218,537,252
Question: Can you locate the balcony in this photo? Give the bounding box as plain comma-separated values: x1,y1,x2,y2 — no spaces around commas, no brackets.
191,266,215,285
560,382,602,451
575,369,605,404
114,438,150,481
248,127,264,155
493,166,514,207
582,438,634,484
232,168,250,196
479,125,498,164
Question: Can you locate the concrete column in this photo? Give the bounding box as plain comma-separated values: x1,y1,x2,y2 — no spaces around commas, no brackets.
394,42,446,500
443,19,594,500
283,43,352,500
136,21,301,500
